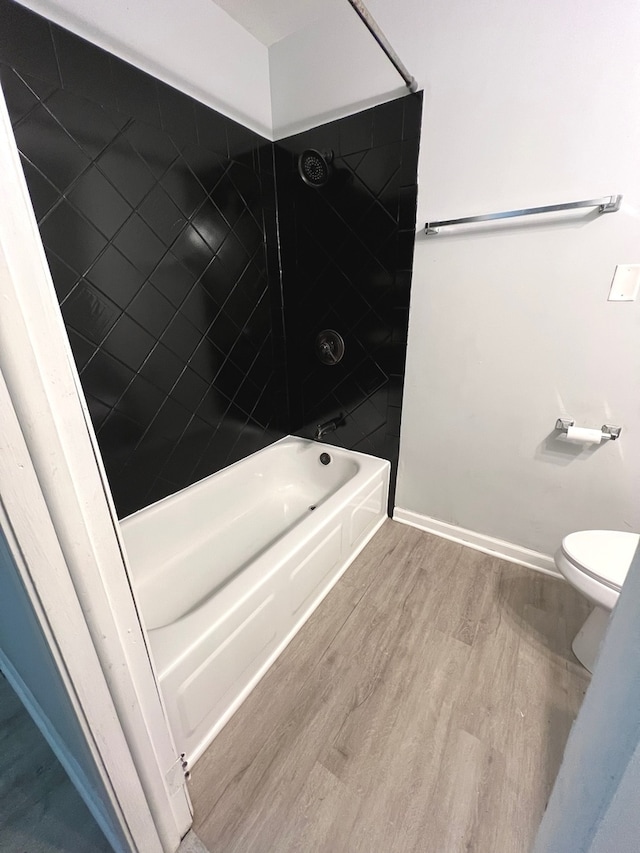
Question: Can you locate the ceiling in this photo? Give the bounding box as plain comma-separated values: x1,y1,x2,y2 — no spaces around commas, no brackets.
211,0,345,47
20,0,408,138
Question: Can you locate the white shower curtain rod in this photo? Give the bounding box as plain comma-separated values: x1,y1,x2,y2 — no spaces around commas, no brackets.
346,0,418,93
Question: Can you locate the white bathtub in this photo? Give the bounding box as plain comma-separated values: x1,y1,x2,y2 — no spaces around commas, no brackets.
121,436,389,765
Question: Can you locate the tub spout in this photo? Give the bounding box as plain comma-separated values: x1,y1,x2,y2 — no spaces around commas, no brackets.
314,415,344,441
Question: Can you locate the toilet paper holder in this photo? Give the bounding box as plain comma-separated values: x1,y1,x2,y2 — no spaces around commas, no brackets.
555,418,622,441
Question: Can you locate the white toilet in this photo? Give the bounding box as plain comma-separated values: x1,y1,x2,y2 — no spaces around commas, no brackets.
555,529,639,673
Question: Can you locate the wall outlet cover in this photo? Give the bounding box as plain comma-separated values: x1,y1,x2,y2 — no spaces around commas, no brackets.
609,264,640,301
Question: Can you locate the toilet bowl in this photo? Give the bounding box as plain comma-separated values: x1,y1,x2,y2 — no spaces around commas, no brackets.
555,530,639,673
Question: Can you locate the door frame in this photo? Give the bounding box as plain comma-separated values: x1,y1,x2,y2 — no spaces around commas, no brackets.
0,76,192,851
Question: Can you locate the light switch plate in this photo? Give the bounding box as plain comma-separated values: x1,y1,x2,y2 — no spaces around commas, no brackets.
609,264,640,301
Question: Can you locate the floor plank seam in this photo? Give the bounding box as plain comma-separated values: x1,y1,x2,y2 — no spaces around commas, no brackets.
190,522,591,853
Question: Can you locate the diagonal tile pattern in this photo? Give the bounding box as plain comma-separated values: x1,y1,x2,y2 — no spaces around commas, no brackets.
276,95,422,508
0,0,286,518
0,0,421,519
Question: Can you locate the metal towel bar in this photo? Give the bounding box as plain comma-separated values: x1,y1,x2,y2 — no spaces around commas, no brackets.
425,195,622,235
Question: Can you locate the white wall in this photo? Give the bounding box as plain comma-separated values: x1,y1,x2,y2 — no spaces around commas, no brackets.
268,2,405,139
18,0,413,141
18,0,273,137
385,0,640,555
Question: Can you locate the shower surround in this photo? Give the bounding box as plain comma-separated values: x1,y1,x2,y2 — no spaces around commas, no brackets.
0,0,421,518
277,98,421,509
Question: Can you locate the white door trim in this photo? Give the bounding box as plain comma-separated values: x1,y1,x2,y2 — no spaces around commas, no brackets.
0,73,191,850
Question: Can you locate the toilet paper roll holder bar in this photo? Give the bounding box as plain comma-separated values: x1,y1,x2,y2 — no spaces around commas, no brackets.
555,418,622,441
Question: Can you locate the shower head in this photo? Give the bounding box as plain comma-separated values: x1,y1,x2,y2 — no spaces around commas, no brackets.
298,149,333,187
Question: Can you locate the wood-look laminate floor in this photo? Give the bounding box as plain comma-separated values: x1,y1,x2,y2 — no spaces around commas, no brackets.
189,521,591,853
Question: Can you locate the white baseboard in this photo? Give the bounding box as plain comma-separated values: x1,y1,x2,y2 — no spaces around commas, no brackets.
393,508,561,578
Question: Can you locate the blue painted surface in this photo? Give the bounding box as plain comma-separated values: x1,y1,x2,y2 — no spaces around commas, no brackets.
534,544,640,852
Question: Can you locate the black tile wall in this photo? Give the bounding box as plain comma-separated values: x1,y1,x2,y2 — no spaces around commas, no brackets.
0,0,286,518
0,0,421,518
274,94,422,509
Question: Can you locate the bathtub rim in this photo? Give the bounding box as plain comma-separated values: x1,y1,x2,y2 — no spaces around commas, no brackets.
119,436,390,766
147,455,390,678
120,434,379,525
